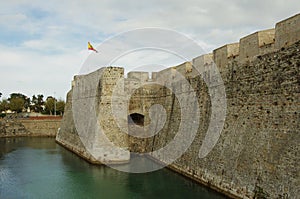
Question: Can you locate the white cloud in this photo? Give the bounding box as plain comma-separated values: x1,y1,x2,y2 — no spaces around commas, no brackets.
0,13,27,26
0,44,83,99
0,0,300,99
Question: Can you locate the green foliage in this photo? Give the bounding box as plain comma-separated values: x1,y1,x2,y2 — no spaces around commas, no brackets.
9,98,25,113
0,99,9,112
44,97,55,115
31,94,44,112
8,93,30,109
0,92,65,115
37,94,44,112
44,97,65,115
56,100,65,115
9,93,26,100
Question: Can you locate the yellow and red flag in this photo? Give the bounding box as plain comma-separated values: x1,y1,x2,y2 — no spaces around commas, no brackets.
88,42,98,53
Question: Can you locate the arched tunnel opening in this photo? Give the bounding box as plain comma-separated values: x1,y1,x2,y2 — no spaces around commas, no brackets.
128,113,144,126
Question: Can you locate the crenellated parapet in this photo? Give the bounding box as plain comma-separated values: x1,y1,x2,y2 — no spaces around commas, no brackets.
239,29,275,62
125,71,149,94
57,13,300,199
127,71,149,81
275,13,300,49
153,13,300,78
213,43,239,69
94,14,300,91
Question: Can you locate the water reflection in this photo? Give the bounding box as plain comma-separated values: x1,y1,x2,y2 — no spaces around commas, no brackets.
0,137,227,199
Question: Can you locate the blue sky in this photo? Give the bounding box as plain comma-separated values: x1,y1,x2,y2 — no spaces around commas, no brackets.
0,0,299,100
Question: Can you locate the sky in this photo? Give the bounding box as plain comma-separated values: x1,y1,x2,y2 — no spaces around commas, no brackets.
0,0,299,100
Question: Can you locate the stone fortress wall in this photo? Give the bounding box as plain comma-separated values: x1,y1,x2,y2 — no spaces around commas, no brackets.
0,118,61,137
56,14,300,198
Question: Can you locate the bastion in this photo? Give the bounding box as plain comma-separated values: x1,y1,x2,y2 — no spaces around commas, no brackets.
56,14,300,198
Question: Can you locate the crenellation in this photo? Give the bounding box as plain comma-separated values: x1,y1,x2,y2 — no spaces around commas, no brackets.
127,71,149,82
192,53,214,81
239,29,275,62
155,66,177,86
151,72,158,80
175,61,193,76
258,29,275,47
275,13,300,49
213,43,239,70
57,14,300,199
192,53,213,70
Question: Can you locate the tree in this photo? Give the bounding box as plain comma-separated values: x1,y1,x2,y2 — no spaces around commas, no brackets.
37,94,44,112
31,95,38,112
45,96,55,115
24,97,30,110
9,93,27,101
9,98,25,113
0,99,9,112
30,94,44,113
56,100,65,115
8,93,29,113
0,92,2,98
8,93,29,107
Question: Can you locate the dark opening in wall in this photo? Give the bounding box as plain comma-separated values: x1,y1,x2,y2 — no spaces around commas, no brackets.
128,113,144,126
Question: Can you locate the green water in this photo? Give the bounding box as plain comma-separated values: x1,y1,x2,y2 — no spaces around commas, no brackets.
0,137,227,199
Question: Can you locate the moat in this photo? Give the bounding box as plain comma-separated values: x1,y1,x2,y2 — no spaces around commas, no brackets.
0,137,226,199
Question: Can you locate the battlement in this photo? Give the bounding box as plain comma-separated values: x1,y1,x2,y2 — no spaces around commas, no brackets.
239,29,275,62
206,13,299,70
193,53,213,68
153,66,177,83
59,13,300,199
275,13,300,49
127,71,149,82
213,43,239,69
150,13,300,78
126,11,299,81
71,14,300,89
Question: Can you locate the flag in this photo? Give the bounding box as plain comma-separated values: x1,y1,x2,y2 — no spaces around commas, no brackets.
88,42,98,53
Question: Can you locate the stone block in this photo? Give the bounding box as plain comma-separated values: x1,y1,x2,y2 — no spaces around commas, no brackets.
213,43,239,69
239,29,275,61
127,71,149,82
275,13,300,49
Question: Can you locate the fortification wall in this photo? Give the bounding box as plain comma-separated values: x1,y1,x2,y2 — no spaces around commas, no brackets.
125,13,300,198
55,89,95,162
275,13,300,49
213,43,239,70
20,119,61,136
57,14,300,198
142,41,299,198
239,29,275,61
152,15,300,198
56,67,130,164
0,118,61,137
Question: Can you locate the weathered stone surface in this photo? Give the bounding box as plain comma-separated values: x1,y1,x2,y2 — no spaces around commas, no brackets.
56,67,130,164
0,118,61,137
57,14,300,198
275,13,300,49
213,43,239,69
56,90,101,163
239,29,275,61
